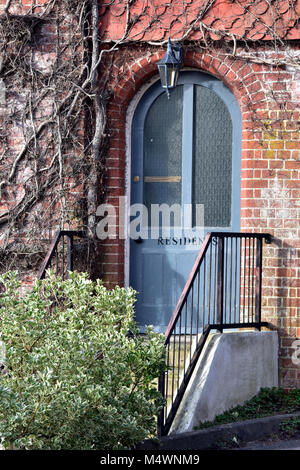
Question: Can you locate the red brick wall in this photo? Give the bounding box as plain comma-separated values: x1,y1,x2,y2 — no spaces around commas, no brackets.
0,0,49,14
0,1,86,286
0,0,299,388
100,45,300,389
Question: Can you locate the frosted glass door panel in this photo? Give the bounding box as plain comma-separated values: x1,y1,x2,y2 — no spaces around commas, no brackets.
192,85,233,228
144,85,183,210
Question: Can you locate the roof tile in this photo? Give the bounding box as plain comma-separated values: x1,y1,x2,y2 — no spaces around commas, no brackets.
248,0,269,16
100,0,300,42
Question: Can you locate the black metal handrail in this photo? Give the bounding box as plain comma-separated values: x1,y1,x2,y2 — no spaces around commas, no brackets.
38,230,85,280
158,231,272,436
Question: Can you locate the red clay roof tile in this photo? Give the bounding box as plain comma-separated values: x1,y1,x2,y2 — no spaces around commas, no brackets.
99,0,300,42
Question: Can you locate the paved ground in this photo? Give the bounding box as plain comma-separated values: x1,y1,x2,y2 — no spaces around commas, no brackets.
236,438,300,450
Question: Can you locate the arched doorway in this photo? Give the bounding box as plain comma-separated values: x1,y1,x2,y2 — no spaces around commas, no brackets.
129,71,242,332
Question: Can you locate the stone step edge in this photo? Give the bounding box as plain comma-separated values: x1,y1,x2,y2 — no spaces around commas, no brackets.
136,411,300,450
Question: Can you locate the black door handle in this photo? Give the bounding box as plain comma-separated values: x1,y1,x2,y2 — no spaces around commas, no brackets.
134,236,143,244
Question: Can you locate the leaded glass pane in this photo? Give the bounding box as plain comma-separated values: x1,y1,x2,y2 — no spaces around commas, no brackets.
192,85,232,227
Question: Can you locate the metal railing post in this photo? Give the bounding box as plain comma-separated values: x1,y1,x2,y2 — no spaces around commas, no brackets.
255,237,263,330
38,230,84,280
67,234,74,274
217,235,224,332
157,371,165,437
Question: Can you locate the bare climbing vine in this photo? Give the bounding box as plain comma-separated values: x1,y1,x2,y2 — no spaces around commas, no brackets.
0,0,108,276
0,0,298,276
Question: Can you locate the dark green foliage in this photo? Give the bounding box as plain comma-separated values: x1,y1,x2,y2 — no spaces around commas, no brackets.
0,271,166,450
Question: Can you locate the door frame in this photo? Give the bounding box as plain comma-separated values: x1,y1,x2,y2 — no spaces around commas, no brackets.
125,68,242,287
125,74,159,287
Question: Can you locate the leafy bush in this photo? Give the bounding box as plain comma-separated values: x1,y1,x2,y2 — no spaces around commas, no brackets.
279,416,300,437
0,271,166,450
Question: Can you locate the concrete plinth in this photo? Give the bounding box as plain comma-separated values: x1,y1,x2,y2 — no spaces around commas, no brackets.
170,330,278,435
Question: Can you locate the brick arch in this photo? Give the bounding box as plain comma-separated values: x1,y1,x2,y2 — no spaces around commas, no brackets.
103,49,264,288
112,50,262,117
112,52,163,106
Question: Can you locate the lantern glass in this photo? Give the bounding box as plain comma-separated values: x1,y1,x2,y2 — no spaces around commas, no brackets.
158,64,179,90
158,64,167,88
167,65,178,89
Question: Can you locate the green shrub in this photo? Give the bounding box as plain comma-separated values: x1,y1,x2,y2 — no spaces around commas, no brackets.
279,416,300,437
0,271,166,450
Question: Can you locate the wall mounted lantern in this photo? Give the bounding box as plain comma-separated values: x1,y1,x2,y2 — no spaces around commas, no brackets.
157,39,182,98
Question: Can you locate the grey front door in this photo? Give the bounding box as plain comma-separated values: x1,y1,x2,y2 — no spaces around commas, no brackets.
130,71,241,333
